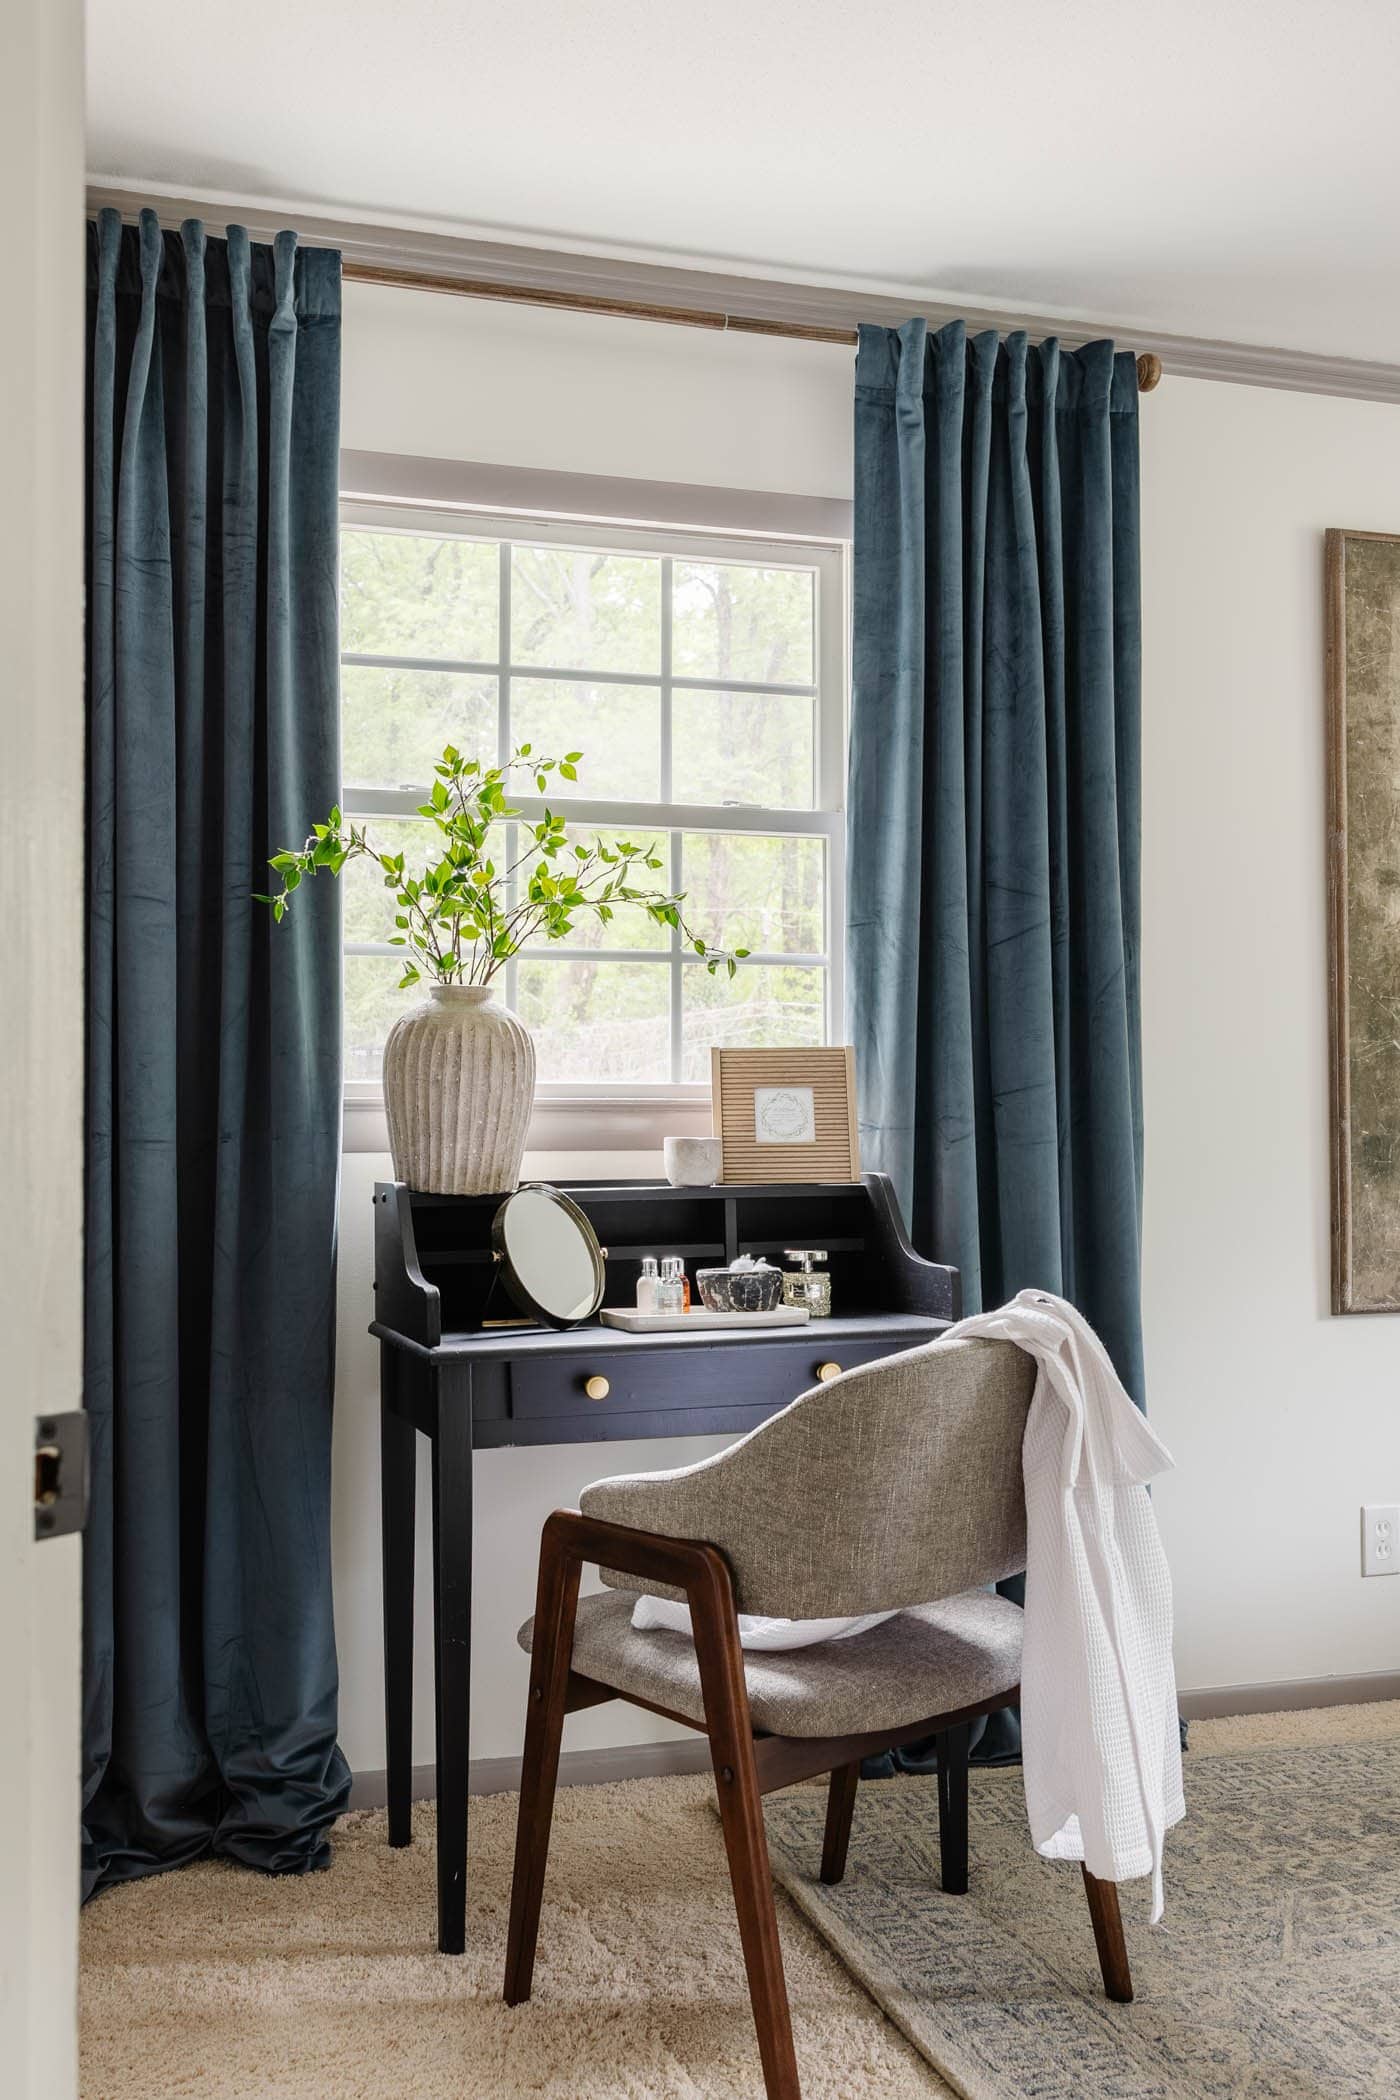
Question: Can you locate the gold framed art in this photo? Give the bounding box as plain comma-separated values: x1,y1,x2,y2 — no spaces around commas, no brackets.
1326,528,1400,1312
710,1046,861,1185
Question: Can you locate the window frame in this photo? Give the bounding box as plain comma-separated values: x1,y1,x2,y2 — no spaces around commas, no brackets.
338,497,849,1151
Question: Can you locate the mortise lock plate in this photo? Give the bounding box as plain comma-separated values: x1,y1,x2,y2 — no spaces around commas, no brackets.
34,1411,89,1541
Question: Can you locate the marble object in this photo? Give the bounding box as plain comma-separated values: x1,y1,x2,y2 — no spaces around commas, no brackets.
696,1258,784,1313
663,1135,723,1187
382,983,534,1195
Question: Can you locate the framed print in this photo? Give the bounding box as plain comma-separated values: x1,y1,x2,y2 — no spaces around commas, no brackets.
1327,527,1400,1311
710,1046,861,1184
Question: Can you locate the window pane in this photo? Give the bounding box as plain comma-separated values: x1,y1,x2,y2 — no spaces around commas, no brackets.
341,529,497,661
681,833,824,955
342,815,509,954
342,667,496,790
681,963,825,1081
511,546,661,673
672,562,814,685
510,679,661,801
344,956,421,1082
516,958,670,1082
513,825,670,953
671,689,814,808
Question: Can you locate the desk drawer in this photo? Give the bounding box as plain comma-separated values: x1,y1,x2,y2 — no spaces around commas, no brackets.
507,1336,900,1427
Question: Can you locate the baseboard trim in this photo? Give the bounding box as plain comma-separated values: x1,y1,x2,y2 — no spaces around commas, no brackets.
1178,1668,1400,1721
347,1736,713,1811
346,1672,1400,1808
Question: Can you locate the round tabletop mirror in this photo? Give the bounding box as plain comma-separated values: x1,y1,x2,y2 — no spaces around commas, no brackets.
491,1184,606,1329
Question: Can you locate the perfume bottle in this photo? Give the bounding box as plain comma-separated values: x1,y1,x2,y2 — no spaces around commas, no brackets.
636,1255,659,1314
783,1250,832,1318
656,1256,685,1316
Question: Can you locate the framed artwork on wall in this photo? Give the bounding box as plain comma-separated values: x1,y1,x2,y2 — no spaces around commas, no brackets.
1326,528,1400,1312
710,1046,861,1184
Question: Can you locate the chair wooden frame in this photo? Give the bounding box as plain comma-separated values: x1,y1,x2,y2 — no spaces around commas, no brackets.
504,1508,1133,2100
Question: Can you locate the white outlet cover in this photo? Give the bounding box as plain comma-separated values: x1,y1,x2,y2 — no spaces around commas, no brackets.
1361,1503,1400,1577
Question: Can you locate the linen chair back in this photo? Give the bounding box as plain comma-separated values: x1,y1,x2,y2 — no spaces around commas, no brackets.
581,1335,1033,1618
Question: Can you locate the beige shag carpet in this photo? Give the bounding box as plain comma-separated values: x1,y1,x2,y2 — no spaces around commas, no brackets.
80,1702,1400,2100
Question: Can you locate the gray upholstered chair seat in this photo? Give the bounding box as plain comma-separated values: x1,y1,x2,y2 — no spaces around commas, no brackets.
518,1585,1022,1738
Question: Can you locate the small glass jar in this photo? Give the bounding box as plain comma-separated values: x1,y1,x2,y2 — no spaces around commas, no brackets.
783,1250,832,1319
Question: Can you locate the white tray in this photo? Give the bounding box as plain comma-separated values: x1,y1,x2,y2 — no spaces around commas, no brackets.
599,1305,810,1334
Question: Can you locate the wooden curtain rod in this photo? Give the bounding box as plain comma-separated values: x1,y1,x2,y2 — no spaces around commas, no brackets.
343,260,1165,391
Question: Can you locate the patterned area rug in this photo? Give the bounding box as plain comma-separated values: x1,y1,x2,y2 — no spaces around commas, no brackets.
764,1737,1400,2100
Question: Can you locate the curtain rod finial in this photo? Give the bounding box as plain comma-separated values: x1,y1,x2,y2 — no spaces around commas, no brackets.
1135,352,1163,392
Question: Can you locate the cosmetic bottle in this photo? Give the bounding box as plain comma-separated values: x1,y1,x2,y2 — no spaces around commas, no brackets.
782,1249,832,1318
636,1256,659,1314
656,1256,685,1316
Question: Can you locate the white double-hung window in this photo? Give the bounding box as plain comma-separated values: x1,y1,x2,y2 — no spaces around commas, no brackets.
339,502,846,1132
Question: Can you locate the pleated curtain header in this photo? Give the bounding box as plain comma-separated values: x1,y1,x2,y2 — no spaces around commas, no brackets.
855,317,1141,419
87,206,341,322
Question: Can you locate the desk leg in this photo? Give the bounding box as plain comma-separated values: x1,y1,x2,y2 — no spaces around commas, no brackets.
432,1369,473,1956
380,1353,417,1849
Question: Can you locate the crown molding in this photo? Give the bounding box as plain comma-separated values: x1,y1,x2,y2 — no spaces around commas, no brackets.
87,182,1400,406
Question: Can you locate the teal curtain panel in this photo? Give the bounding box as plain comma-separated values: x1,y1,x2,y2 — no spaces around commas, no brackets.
847,318,1144,1405
82,208,349,1896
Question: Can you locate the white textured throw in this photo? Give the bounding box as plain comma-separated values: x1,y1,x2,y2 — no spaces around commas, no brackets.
630,1595,898,1650
944,1289,1184,1920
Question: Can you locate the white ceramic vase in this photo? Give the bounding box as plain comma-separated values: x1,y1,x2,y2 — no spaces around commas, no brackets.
382,983,535,1195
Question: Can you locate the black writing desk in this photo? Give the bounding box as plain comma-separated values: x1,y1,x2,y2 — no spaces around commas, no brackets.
371,1172,957,1952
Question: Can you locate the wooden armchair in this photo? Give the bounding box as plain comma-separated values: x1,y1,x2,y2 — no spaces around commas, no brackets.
503,1335,1133,2100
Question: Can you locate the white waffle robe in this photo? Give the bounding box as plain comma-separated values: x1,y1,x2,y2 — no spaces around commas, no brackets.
944,1288,1184,1921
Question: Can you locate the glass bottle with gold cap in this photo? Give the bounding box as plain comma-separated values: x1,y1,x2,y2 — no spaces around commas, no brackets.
782,1249,831,1318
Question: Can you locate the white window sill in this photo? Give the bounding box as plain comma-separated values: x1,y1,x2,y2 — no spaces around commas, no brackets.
342,1089,714,1157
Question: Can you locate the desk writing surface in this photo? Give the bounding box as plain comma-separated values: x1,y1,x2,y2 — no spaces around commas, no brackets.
370,1309,948,1362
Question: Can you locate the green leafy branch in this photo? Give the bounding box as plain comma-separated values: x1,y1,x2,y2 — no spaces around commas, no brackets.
257,743,751,990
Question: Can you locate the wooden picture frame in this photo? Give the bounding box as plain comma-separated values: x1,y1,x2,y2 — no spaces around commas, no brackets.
1326,528,1400,1313
710,1046,861,1185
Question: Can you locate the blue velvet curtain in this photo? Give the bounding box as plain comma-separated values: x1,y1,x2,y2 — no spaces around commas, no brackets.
848,320,1143,1774
83,209,349,1896
848,318,1144,1401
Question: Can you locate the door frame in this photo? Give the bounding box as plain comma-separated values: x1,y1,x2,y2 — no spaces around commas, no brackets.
0,1,87,2093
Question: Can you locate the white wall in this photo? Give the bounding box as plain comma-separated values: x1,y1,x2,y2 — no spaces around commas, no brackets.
1139,378,1400,1695
334,281,1400,1778
340,279,853,495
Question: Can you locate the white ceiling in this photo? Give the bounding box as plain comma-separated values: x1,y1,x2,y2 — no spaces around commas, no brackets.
87,0,1400,362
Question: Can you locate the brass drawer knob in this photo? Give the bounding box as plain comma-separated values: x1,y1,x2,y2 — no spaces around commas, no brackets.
816,1361,842,1383
584,1375,611,1401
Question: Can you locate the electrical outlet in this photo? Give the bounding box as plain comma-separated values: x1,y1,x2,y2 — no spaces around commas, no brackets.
1361,1504,1400,1577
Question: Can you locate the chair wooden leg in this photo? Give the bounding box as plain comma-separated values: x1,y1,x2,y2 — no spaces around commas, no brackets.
503,1517,582,2007
1081,1866,1134,2002
936,1722,970,1894
690,1564,801,2100
820,1761,859,1885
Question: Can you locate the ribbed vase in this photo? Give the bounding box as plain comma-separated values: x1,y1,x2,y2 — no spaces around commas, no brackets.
382,984,535,1195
